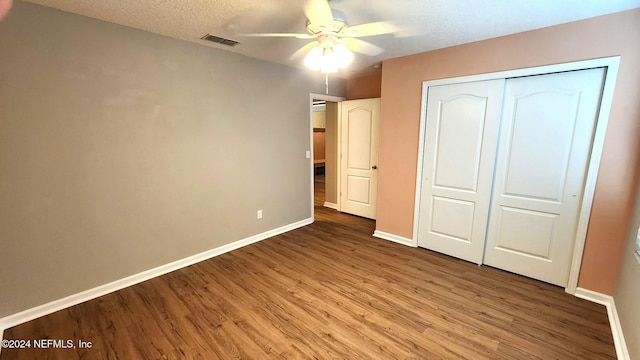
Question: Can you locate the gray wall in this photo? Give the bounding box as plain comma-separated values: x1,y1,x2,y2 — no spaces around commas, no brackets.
0,1,345,318
615,180,640,359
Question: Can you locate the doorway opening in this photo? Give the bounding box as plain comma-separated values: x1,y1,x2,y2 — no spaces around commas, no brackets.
312,99,327,207
309,93,343,221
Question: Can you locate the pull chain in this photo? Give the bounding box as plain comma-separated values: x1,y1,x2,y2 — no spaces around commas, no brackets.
325,73,329,94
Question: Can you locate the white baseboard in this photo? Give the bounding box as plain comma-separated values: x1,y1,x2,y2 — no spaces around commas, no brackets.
575,287,630,360
373,230,415,247
0,218,312,332
323,202,338,210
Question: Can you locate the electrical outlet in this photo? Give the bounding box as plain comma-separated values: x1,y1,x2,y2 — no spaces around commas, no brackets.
257,210,262,219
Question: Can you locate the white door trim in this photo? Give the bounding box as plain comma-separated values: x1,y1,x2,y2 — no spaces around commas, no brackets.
309,93,345,220
412,57,620,294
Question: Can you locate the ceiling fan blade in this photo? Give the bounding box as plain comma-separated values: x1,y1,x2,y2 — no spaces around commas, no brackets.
340,22,400,38
340,38,384,56
304,0,333,28
290,41,320,60
241,33,316,39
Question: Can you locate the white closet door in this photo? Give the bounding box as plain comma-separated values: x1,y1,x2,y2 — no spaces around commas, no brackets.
483,68,605,286
417,79,505,264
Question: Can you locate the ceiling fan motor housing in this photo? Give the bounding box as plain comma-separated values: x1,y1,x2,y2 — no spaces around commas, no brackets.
306,9,348,35
317,34,339,48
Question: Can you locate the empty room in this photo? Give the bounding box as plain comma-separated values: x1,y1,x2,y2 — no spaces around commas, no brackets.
1,0,639,359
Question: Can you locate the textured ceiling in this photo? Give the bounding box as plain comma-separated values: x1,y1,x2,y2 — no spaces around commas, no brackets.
21,0,640,78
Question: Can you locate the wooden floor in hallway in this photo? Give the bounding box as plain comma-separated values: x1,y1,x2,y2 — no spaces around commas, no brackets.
0,181,616,359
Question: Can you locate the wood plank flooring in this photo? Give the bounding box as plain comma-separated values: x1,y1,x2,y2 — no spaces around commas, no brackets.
1,182,615,359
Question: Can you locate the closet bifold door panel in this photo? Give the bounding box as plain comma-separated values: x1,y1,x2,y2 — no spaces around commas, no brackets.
483,68,606,287
417,79,505,264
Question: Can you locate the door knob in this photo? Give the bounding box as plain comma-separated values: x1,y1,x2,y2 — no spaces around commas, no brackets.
372,165,378,170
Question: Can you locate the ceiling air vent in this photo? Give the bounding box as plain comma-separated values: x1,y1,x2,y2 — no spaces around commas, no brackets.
201,34,239,47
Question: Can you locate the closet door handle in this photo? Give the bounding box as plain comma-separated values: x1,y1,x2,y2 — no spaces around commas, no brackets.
372,165,378,170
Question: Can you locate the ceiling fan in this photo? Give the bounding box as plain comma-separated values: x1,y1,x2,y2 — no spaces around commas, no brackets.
243,0,401,73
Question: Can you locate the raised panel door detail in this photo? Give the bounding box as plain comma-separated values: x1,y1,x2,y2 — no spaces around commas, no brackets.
347,176,371,204
503,91,580,202
434,96,487,193
494,206,557,260
430,196,475,243
346,109,373,171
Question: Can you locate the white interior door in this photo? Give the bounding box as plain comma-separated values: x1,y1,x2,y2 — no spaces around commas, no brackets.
340,98,380,219
417,80,505,264
483,68,605,286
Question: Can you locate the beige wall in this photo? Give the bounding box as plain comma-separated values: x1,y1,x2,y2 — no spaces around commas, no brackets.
324,102,339,205
312,110,326,128
346,74,382,100
0,1,345,319
377,9,640,295
614,180,640,359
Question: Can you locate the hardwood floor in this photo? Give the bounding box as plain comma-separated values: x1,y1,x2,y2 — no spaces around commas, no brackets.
1,181,615,359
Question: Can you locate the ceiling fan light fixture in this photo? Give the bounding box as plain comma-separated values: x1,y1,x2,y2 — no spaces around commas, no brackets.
303,46,324,71
303,44,354,73
333,44,354,68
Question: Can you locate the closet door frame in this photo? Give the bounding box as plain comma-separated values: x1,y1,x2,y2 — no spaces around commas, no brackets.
412,56,620,295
